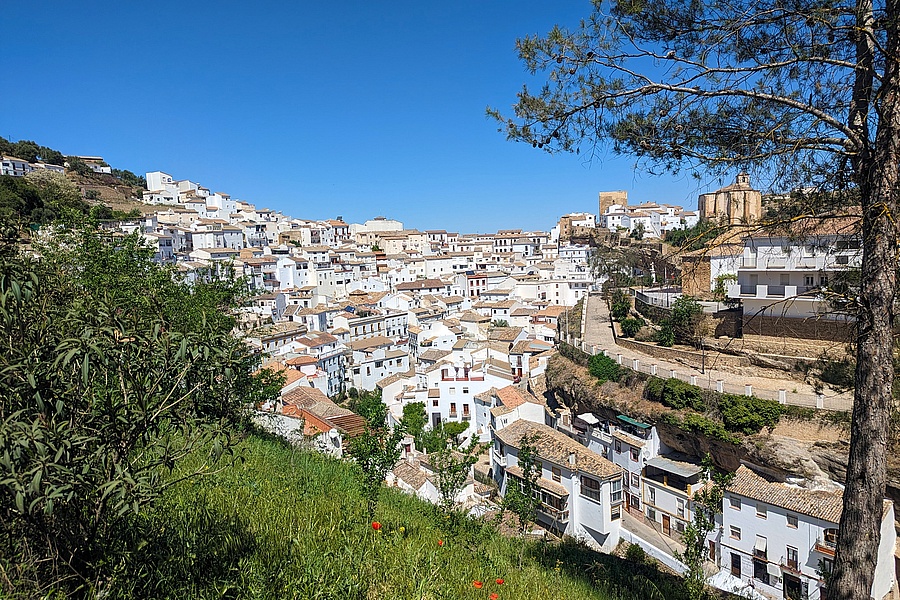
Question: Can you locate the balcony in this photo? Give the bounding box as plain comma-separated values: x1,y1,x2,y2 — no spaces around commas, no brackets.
491,449,507,467
779,558,801,575
741,257,758,268
538,504,570,522
814,538,836,557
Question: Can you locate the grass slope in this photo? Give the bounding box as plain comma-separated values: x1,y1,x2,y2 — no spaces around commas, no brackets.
127,432,688,600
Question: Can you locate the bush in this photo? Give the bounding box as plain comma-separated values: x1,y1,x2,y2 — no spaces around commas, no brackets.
609,289,631,321
620,317,644,338
680,413,739,444
644,377,706,411
718,394,784,434
625,543,647,563
656,322,675,347
588,353,621,384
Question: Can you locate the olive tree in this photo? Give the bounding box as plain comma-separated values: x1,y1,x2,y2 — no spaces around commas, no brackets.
490,2,899,597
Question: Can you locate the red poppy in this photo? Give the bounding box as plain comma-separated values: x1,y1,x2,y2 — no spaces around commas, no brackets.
490,594,499,600
495,578,504,585
371,521,381,531
437,539,444,547
473,581,484,589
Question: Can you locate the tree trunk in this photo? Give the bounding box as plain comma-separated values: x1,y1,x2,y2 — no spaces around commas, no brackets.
831,4,900,598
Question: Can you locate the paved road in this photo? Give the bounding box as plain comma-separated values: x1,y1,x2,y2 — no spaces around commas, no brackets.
580,293,853,412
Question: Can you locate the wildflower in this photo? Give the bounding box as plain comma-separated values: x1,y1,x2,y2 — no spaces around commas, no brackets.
490,594,499,600
371,521,382,531
437,539,444,547
473,581,484,589
495,578,504,585
399,526,405,533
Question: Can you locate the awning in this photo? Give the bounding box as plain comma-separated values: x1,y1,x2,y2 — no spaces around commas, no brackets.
617,414,651,429
755,536,767,553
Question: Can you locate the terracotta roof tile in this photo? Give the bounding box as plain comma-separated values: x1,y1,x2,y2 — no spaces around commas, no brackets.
496,420,621,479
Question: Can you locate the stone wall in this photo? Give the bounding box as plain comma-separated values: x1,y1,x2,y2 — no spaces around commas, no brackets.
615,337,752,368
742,314,855,342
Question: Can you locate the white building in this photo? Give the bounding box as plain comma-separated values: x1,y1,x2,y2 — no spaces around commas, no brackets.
1,156,31,177
720,465,896,600
492,419,625,552
726,221,860,339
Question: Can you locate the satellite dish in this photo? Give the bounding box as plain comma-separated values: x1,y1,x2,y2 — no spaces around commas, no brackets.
328,428,340,439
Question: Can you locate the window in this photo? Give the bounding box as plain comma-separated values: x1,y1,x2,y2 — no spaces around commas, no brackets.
449,402,457,415
756,503,767,519
823,528,838,548
648,487,656,505
463,387,469,394
449,387,456,395
462,404,470,417
631,473,640,488
432,399,439,407
581,476,603,502
610,478,622,503
647,507,657,521
676,499,685,518
730,526,741,540
786,546,798,571
552,466,561,483
729,496,741,510
615,440,622,453
754,535,767,560
804,275,815,287
630,447,639,461
787,513,798,528
611,505,621,520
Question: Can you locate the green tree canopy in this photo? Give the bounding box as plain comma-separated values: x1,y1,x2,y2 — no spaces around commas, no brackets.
0,226,276,593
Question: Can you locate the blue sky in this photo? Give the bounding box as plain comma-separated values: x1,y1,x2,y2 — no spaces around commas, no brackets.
2,1,721,233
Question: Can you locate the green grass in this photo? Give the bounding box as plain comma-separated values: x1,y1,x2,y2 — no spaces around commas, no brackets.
114,431,692,600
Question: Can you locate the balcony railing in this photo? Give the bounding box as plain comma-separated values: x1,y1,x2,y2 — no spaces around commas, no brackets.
779,558,800,574
814,538,836,556
538,504,569,522
491,449,507,467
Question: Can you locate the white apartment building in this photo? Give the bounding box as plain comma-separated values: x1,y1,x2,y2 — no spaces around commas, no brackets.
346,335,409,391
1,156,31,177
720,465,896,600
492,419,625,552
726,222,860,339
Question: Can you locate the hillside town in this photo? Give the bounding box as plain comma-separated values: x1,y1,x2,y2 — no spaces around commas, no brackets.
3,155,876,600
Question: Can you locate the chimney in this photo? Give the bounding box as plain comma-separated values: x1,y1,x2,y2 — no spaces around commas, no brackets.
568,452,576,466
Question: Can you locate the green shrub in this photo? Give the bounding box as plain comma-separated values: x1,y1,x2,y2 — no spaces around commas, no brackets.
620,317,644,338
644,377,706,411
644,376,666,401
611,299,631,321
656,322,675,347
680,413,739,444
588,353,622,384
718,394,784,434
625,543,647,563
663,379,706,411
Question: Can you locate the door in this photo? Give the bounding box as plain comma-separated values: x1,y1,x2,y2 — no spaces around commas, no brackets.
662,515,670,536
783,574,802,600
730,553,741,577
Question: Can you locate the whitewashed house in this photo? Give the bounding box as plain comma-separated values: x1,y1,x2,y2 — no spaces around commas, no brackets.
492,419,625,552
720,465,896,600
